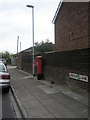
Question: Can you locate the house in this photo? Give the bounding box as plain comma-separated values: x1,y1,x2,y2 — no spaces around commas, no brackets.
52,2,88,52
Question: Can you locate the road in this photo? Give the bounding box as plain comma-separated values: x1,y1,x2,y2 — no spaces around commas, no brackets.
0,90,16,119
2,90,16,118
0,89,22,119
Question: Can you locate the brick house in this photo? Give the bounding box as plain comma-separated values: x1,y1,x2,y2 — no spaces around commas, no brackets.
52,2,88,52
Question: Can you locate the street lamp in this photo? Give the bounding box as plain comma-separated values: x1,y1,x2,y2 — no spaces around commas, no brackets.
26,5,35,76
17,36,19,55
20,42,21,52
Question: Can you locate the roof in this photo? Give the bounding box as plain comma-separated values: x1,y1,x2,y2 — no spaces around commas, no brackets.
20,47,32,53
52,0,63,24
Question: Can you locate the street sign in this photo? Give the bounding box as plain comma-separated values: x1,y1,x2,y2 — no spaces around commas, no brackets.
69,73,88,82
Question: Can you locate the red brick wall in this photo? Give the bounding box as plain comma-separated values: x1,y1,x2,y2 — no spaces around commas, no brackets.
43,48,88,96
55,2,88,52
17,52,32,72
16,48,89,96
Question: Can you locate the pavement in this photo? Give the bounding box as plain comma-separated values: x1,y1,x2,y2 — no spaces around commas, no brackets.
8,66,88,119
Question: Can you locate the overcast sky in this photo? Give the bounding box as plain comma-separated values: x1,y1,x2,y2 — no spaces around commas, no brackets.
0,0,61,54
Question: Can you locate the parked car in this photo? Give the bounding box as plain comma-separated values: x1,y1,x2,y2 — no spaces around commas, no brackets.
0,58,7,66
0,62,10,92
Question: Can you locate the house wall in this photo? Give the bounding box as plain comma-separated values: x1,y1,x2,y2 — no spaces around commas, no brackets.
55,2,88,52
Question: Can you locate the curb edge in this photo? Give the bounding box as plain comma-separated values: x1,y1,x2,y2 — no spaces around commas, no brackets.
10,85,29,119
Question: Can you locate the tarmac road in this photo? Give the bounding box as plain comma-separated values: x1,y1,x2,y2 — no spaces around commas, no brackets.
1,90,16,119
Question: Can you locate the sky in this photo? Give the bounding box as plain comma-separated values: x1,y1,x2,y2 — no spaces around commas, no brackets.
0,0,60,54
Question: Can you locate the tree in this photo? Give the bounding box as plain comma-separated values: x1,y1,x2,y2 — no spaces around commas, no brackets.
0,51,16,64
2,51,9,59
34,39,54,54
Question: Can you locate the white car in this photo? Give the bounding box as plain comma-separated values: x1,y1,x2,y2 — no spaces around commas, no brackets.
0,62,10,92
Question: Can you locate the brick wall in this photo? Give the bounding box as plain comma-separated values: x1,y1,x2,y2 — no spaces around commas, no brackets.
43,48,89,96
17,52,32,73
22,53,32,73
16,52,23,69
55,2,88,52
17,48,88,96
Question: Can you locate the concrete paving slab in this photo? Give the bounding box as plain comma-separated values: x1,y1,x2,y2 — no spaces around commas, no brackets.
26,105,50,118
37,113,55,118
39,98,59,106
38,85,59,94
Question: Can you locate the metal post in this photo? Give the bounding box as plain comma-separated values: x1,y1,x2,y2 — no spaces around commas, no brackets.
20,42,21,52
26,5,35,76
17,36,19,55
32,7,35,76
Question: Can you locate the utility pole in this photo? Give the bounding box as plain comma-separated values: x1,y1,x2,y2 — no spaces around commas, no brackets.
17,36,19,55
20,42,21,52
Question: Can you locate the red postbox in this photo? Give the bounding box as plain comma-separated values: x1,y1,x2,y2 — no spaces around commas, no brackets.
36,56,43,80
34,59,37,76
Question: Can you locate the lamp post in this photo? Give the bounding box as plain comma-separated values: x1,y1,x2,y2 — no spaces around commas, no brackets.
17,36,19,55
20,42,21,52
26,5,35,76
